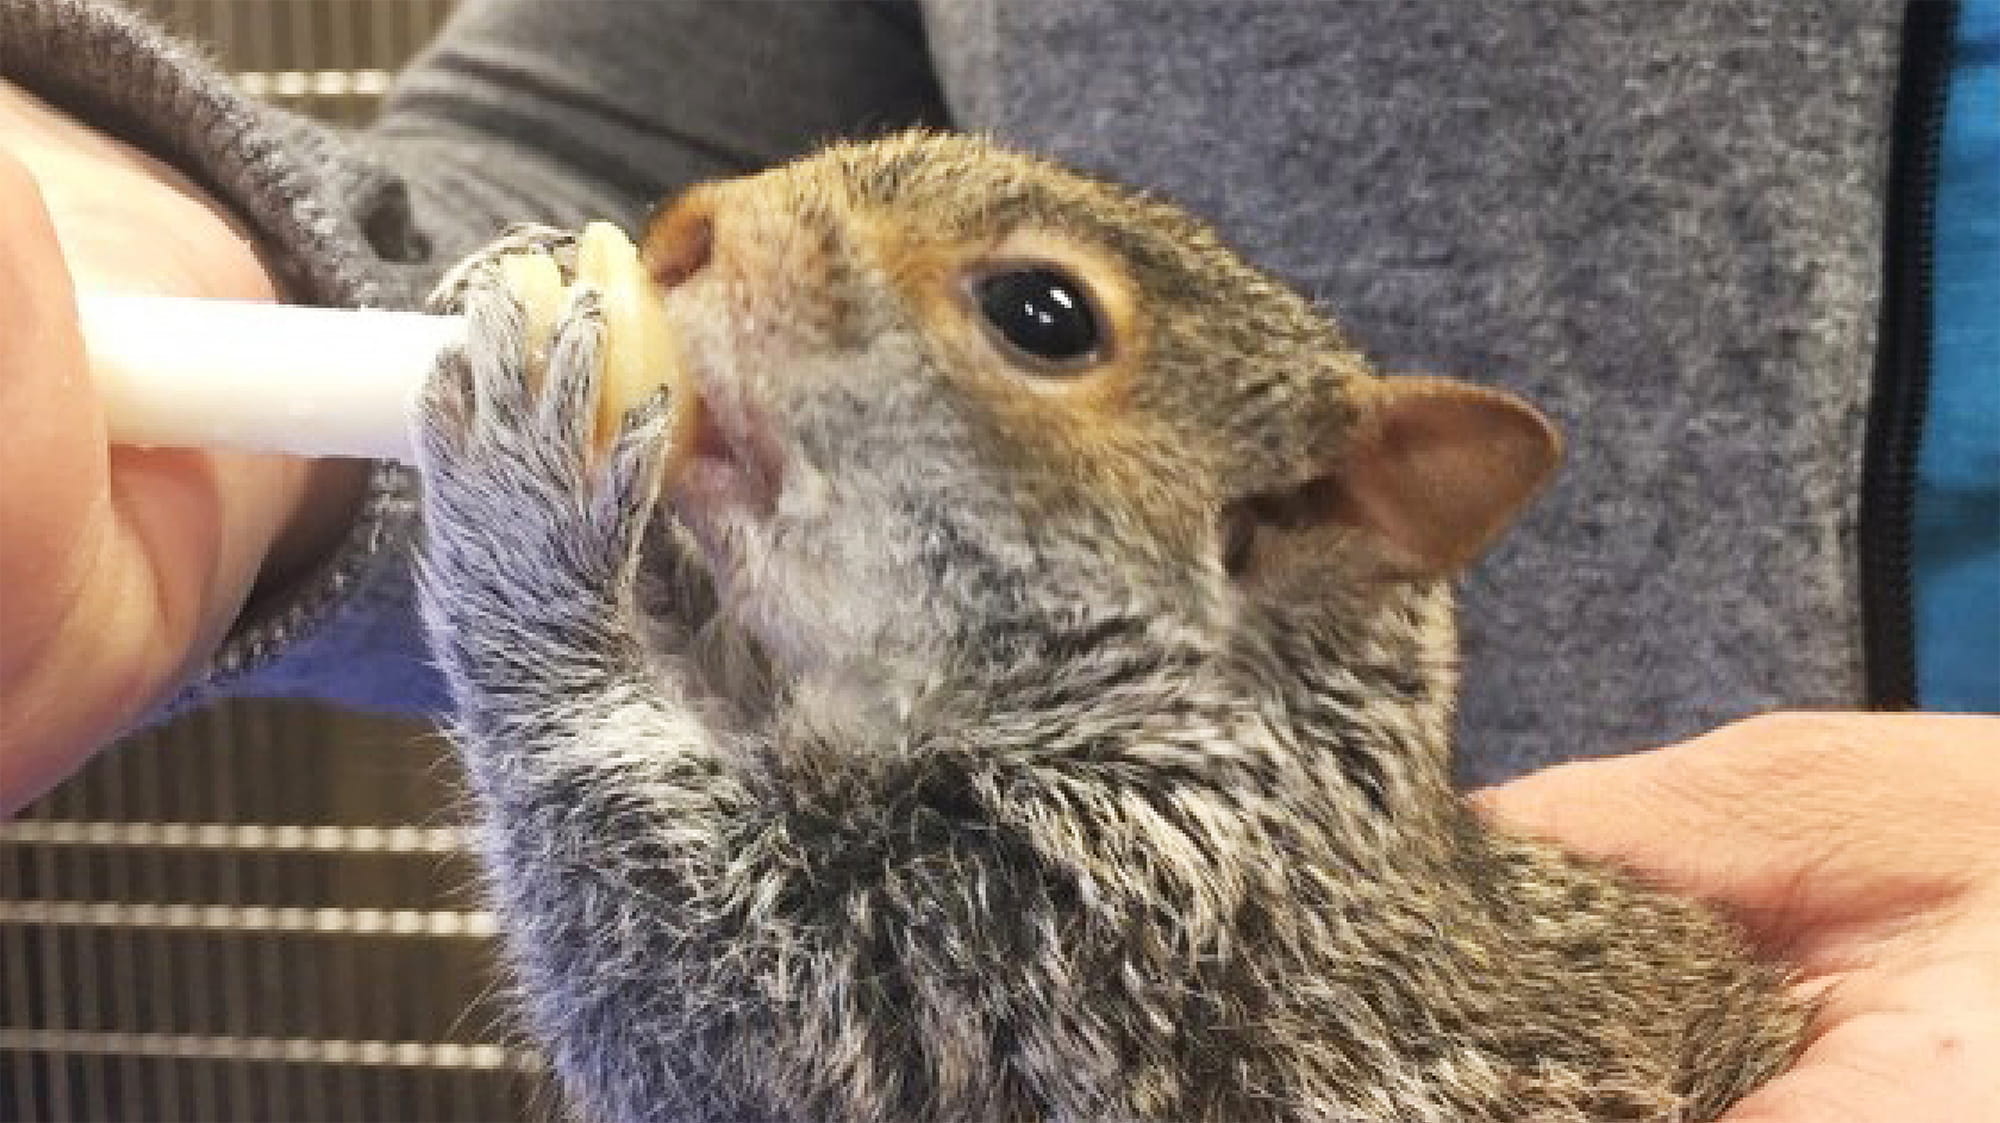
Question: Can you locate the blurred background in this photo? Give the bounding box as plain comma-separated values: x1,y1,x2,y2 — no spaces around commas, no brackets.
0,2,556,1119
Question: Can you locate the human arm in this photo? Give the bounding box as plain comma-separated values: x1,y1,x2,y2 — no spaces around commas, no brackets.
1477,712,2000,1121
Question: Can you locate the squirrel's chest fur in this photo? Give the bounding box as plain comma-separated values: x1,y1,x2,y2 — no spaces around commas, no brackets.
459,640,1800,1123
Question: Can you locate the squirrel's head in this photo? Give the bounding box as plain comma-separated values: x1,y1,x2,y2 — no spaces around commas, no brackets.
641,131,1557,708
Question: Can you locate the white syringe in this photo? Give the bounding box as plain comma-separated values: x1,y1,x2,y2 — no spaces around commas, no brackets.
76,222,684,466
79,294,460,464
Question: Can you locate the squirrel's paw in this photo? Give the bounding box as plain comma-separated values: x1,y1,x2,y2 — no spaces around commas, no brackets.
415,250,674,600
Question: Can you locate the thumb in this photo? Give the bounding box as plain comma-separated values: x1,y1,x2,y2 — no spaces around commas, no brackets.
1469,736,1793,918
1471,713,2000,957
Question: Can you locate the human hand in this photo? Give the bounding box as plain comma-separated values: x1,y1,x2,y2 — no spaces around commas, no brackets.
1477,712,2000,1122
0,82,366,814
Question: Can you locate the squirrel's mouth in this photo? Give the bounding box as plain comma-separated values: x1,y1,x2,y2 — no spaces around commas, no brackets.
669,384,782,524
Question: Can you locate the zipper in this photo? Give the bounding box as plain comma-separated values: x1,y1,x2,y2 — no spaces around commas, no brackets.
1859,0,1957,709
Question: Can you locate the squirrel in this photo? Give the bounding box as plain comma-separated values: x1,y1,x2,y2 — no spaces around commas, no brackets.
412,131,1807,1123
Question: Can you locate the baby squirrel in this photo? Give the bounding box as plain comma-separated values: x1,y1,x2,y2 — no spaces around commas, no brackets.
413,131,1806,1123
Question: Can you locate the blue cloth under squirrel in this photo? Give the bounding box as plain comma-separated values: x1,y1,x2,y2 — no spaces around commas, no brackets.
1,0,1992,784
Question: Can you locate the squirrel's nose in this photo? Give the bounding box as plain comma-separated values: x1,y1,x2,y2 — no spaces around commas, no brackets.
642,188,715,292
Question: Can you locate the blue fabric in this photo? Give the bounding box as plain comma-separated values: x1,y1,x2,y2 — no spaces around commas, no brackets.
1916,0,2000,710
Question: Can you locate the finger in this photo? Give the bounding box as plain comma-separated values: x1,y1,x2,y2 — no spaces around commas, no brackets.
1472,713,2000,952
416,343,478,470
605,388,673,514
1469,738,1844,953
462,267,534,436
1467,737,1795,913
545,285,606,460
586,387,672,586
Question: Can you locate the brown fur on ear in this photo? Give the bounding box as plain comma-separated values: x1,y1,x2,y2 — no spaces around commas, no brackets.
1330,376,1560,577
1226,376,1559,585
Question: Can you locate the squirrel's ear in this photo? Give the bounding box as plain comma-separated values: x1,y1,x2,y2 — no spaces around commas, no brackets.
1329,376,1560,578
1226,376,1558,584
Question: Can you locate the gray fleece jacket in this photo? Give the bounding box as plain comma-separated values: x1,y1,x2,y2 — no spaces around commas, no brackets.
0,0,1901,784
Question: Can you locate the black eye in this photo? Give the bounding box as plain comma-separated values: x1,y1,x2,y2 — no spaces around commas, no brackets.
973,267,1101,366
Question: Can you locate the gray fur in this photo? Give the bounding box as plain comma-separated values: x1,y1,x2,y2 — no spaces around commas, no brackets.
414,134,1804,1123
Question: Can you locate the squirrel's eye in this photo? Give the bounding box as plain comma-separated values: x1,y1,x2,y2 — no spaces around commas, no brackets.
973,267,1101,367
